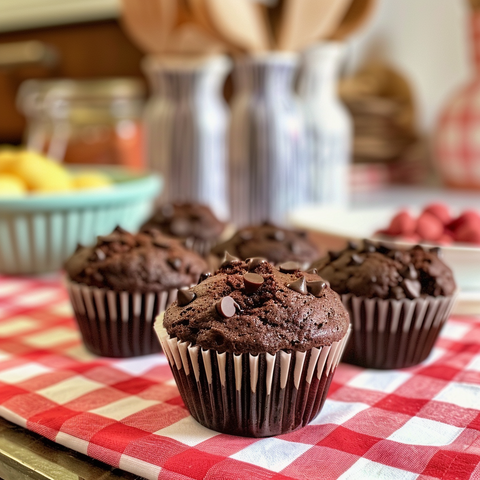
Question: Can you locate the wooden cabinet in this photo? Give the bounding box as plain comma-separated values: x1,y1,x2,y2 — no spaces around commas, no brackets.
0,20,144,143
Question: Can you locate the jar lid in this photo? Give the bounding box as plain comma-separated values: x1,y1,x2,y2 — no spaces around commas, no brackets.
18,78,145,113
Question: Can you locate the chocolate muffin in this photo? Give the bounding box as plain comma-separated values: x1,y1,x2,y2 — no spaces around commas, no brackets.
65,226,207,357
210,223,319,269
310,241,457,369
156,256,350,437
140,202,226,257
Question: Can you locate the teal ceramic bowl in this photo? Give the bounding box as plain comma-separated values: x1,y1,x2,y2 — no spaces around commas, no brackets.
0,168,161,274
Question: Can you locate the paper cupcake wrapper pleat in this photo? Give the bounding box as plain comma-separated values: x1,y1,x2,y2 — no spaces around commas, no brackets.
156,320,350,437
66,281,180,357
341,293,457,369
183,237,218,258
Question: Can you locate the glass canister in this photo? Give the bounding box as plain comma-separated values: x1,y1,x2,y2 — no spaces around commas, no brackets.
17,78,145,169
229,53,308,226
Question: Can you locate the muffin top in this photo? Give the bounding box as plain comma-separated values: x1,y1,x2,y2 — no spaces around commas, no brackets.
210,223,319,266
140,202,225,240
163,256,349,355
310,240,456,300
65,227,208,293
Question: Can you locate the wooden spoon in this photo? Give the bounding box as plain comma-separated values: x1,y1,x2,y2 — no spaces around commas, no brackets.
120,0,177,53
166,22,227,55
203,0,270,52
278,0,353,51
329,0,378,40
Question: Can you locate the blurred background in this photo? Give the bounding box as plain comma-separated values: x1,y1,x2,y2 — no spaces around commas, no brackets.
0,0,472,187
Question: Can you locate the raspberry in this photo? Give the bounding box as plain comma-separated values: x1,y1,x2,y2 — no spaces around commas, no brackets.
416,212,444,241
387,210,416,236
454,223,480,244
423,203,451,225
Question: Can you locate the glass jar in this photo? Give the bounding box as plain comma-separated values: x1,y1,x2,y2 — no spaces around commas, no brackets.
17,78,145,169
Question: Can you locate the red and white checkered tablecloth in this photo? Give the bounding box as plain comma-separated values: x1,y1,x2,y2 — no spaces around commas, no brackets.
0,275,480,479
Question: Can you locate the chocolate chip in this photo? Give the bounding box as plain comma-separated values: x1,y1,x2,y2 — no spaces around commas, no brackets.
289,241,303,255
113,226,129,235
279,261,301,273
247,257,267,270
401,263,418,280
244,273,264,293
350,253,364,266
168,258,182,271
152,239,171,249
95,248,106,261
216,296,238,318
306,267,318,274
75,243,83,252
391,250,403,262
376,244,391,255
221,251,240,267
307,280,327,297
177,289,196,306
390,286,406,300
170,218,190,237
268,230,285,241
287,276,308,295
98,234,118,244
239,230,254,241
362,239,377,253
198,272,211,284
347,241,358,250
429,246,442,258
328,250,341,261
297,230,307,238
402,279,421,299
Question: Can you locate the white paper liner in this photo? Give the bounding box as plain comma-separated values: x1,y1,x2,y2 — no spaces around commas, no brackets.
155,319,350,437
341,293,457,369
66,280,180,358
184,237,218,258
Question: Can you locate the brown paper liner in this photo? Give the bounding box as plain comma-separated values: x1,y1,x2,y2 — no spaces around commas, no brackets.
155,320,350,437
66,280,181,357
341,293,457,369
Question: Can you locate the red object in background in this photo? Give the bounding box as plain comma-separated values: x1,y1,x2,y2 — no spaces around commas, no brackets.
377,203,480,246
434,12,480,189
387,210,416,236
416,212,444,241
423,203,451,225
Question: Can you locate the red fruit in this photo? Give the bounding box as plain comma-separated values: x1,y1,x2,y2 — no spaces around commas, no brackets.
448,210,480,232
416,212,444,241
454,223,480,244
387,210,416,236
423,203,451,225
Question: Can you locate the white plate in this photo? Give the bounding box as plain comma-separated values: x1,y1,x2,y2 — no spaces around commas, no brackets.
289,205,480,310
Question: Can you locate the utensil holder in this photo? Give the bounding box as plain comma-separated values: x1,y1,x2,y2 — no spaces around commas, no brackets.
298,42,352,206
229,53,308,226
143,55,231,219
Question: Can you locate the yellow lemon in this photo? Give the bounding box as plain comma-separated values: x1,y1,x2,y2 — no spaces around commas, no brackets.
10,151,73,192
0,146,19,173
73,171,112,190
0,174,27,197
